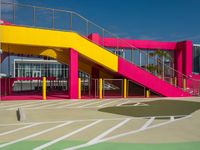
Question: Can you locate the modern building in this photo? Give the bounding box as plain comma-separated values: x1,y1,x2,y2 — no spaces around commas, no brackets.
0,1,199,100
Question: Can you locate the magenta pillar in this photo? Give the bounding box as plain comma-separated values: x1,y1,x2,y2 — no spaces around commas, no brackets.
69,48,78,99
176,41,193,87
182,41,193,76
175,43,183,87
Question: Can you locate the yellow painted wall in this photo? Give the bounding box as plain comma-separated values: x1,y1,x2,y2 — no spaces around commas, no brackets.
0,25,118,72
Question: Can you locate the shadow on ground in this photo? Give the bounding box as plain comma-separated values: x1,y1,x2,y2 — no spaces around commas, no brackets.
98,100,200,118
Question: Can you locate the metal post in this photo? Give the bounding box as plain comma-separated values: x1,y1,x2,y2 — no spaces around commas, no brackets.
174,77,177,87
78,78,81,99
162,56,165,80
70,12,72,31
99,78,102,99
123,79,127,98
42,77,46,100
139,50,142,67
183,78,186,91
33,6,36,26
86,20,89,36
131,48,133,63
147,51,149,68
146,89,150,98
102,29,104,47
155,54,158,75
52,9,55,29
13,3,16,23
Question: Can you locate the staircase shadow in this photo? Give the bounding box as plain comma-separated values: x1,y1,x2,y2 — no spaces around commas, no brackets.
98,100,200,119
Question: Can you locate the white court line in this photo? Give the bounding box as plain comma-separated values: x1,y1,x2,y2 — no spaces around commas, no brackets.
0,121,73,148
32,101,67,109
170,116,175,121
0,118,131,127
139,117,155,130
77,101,102,108
97,101,117,108
64,116,191,150
63,117,153,150
0,115,190,127
134,102,141,106
55,101,85,108
0,123,40,136
0,101,39,109
116,100,130,106
33,120,103,150
87,118,131,144
7,100,60,110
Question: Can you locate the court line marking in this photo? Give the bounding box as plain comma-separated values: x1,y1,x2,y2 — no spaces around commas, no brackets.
64,115,191,150
33,120,103,150
7,100,60,110
139,117,155,130
77,101,103,108
1,101,40,109
87,118,131,144
0,118,131,127
63,117,154,150
97,100,121,108
31,101,68,109
134,102,141,106
0,115,190,126
170,116,175,121
116,100,130,106
0,123,40,136
0,121,73,148
55,101,87,108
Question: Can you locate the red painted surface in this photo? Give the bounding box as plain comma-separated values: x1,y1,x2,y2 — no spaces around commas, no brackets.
118,57,191,97
69,48,78,99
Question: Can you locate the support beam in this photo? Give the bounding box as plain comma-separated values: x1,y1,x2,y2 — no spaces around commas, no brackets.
69,48,78,99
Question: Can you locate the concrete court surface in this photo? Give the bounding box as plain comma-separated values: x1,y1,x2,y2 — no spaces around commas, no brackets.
0,97,200,150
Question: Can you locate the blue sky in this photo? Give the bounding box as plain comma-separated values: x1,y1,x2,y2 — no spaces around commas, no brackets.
3,0,200,43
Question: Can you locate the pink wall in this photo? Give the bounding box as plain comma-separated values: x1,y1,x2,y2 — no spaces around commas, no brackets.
118,57,190,97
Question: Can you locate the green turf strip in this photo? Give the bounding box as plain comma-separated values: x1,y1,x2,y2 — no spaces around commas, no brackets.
80,141,200,150
0,141,200,150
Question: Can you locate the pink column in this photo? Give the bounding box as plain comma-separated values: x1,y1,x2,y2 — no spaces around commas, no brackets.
175,43,183,87
176,41,193,87
183,41,193,77
69,48,78,99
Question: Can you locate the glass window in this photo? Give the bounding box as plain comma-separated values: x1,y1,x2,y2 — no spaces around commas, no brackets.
193,45,200,73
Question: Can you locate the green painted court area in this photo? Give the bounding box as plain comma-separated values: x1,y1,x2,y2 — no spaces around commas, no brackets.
1,141,200,150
